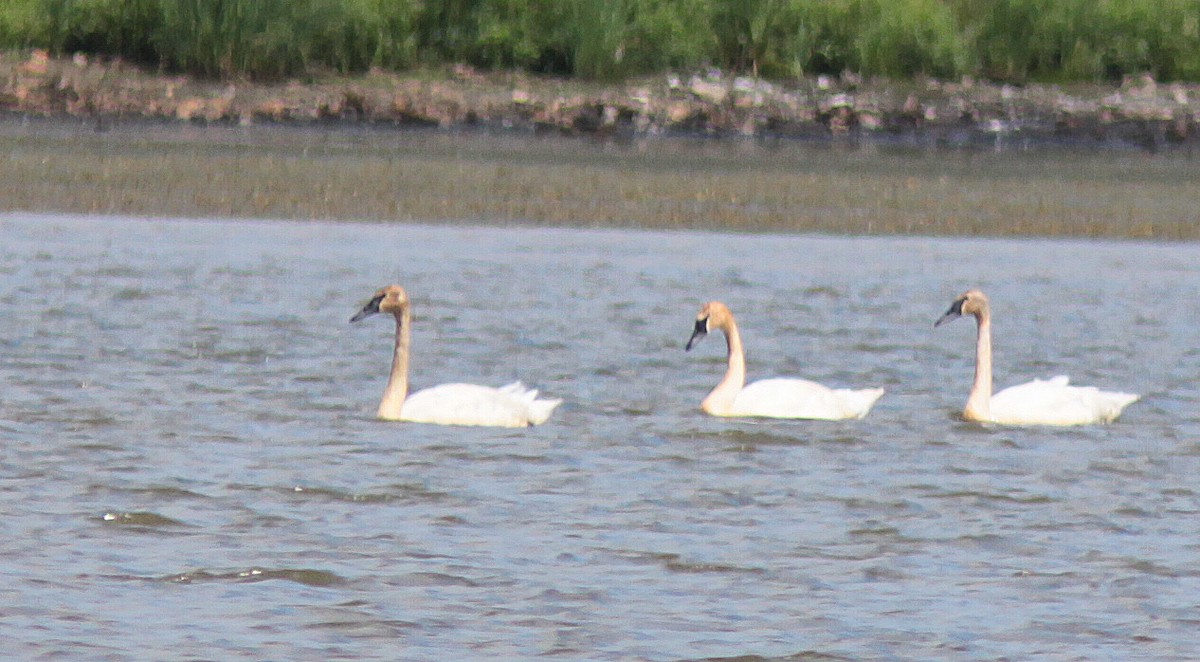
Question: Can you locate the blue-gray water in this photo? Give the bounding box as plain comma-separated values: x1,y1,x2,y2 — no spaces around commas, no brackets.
1,213,1198,660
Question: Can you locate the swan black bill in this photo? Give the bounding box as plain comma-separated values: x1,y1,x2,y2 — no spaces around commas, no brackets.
350,295,383,323
934,298,965,328
685,318,708,351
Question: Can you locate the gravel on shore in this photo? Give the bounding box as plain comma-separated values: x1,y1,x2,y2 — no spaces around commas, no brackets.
4,50,1199,151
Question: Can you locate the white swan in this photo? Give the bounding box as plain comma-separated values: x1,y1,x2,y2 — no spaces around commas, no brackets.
935,289,1138,425
351,285,561,427
685,301,884,419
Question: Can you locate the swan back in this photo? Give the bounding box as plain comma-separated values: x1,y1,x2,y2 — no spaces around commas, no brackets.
990,376,1138,426
400,382,562,427
729,379,885,420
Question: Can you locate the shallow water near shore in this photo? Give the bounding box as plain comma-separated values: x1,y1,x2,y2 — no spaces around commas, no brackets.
1,213,1198,659
3,121,1200,240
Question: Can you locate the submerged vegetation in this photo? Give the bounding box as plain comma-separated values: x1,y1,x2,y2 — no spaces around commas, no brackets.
2,126,1198,240
1,0,1200,82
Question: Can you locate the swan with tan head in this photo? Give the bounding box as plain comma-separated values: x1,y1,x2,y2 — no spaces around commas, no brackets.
935,289,1137,425
351,285,561,427
685,301,884,419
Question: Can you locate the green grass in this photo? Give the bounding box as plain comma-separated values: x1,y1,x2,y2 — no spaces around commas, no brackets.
0,0,42,49
4,0,1200,82
969,0,1200,81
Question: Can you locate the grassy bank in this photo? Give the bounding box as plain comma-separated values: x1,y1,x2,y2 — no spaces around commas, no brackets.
2,0,1200,82
1,123,1197,240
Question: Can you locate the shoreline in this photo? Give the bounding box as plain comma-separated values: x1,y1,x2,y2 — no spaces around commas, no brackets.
4,50,1199,241
3,50,1199,151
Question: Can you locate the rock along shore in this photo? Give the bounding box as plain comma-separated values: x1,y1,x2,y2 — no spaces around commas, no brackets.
3,50,1199,151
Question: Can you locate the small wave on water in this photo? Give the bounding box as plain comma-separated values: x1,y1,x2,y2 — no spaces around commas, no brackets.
159,567,348,587
276,483,454,505
101,511,192,529
677,654,856,662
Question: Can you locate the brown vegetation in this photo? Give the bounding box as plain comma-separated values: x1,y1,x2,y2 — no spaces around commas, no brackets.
2,117,1198,240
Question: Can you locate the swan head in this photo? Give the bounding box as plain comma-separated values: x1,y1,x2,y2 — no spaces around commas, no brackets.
935,289,989,327
350,285,409,322
685,301,733,350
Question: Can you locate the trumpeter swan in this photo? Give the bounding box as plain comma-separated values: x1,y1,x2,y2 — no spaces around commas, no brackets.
684,301,884,419
935,289,1137,425
351,285,561,427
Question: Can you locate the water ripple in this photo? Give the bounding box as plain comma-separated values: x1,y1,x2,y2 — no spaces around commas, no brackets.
160,568,348,587
101,512,192,528
1,213,1197,660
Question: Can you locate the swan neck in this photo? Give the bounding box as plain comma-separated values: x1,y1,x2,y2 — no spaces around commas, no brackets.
966,309,993,421
379,307,410,419
702,317,746,415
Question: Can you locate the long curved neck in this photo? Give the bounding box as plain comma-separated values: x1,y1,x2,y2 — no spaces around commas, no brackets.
702,317,746,415
965,309,993,421
378,306,411,420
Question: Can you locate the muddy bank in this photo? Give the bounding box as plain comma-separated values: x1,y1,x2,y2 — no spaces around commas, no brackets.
3,121,1198,240
3,50,1198,151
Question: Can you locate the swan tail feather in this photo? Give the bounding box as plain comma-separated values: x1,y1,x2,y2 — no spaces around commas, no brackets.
498,381,529,396
838,387,886,419
498,381,560,425
525,397,563,425
1098,391,1139,422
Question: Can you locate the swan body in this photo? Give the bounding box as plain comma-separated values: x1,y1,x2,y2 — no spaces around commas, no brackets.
935,289,1137,426
351,285,561,427
685,301,884,420
721,378,887,420
397,381,559,427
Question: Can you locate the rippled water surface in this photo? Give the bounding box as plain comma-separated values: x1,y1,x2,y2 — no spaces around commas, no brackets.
2,213,1198,660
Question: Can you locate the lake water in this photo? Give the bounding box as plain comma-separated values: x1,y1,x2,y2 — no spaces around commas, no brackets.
1,213,1198,660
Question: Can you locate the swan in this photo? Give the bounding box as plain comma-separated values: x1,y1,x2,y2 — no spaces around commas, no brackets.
350,285,561,427
934,289,1138,425
684,301,884,419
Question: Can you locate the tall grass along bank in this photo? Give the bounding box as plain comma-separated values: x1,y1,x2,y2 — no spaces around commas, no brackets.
3,0,1200,82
